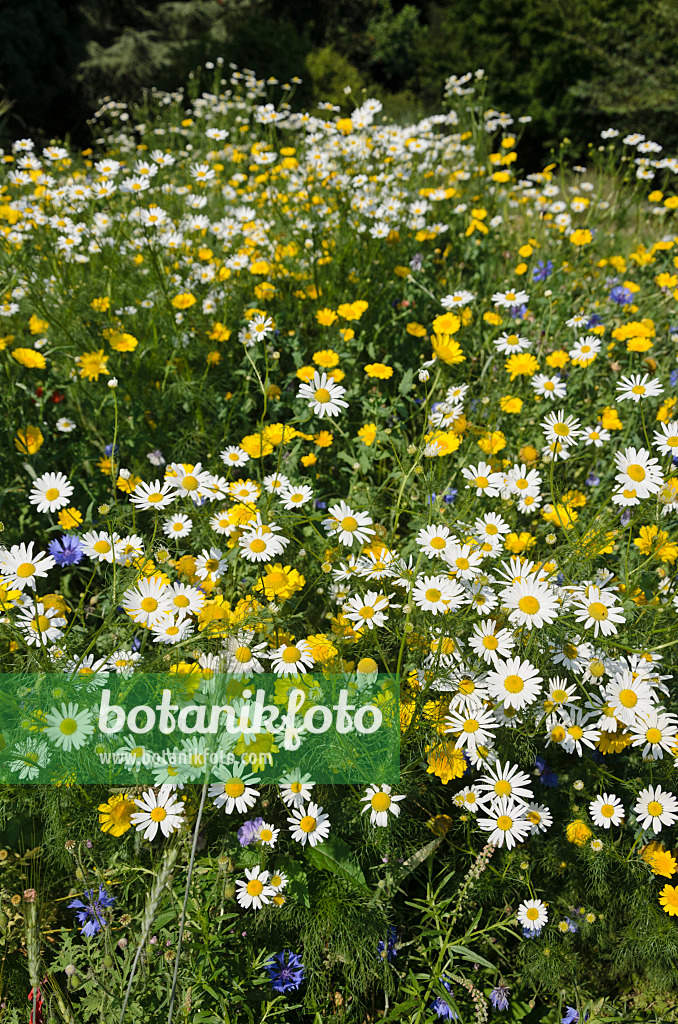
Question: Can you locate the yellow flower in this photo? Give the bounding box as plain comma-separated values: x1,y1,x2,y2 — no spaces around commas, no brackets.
28,314,49,334
313,349,339,368
296,365,316,383
357,423,377,446
657,397,677,423
58,508,83,530
98,794,136,836
108,332,138,352
542,503,578,530
659,884,678,917
90,296,111,312
339,327,355,341
505,352,539,379
364,363,393,379
596,727,632,754
566,819,592,845
0,334,14,350
546,350,570,369
171,292,197,309
425,740,467,784
75,349,109,381
499,395,523,413
519,444,539,464
504,531,535,554
305,633,338,663
483,311,503,325
11,348,46,369
570,229,593,246
406,322,427,337
301,453,317,467
337,300,368,321
209,322,231,341
432,312,461,335
314,430,334,448
249,260,270,275
253,563,305,601
646,847,678,878
240,433,274,458
634,525,678,563
432,333,465,365
424,430,461,456
206,351,221,365
328,367,345,383
316,308,338,326
15,425,44,454
600,406,622,430
477,430,506,455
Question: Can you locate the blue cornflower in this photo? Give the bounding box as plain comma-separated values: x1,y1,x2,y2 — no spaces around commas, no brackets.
563,917,578,933
444,490,458,504
314,500,327,510
587,313,604,327
522,923,543,939
490,983,510,1010
509,303,528,319
669,369,678,387
68,886,115,937
585,473,600,487
104,443,120,458
48,535,84,567
265,950,305,993
561,1008,589,1024
620,510,632,527
431,980,459,1020
237,817,264,847
377,925,398,961
532,259,553,281
609,285,633,305
534,755,558,788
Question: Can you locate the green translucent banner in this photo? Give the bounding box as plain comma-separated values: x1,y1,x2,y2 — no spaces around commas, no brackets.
0,671,400,785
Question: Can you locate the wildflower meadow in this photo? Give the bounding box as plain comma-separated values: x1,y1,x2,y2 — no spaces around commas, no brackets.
2,61,678,1023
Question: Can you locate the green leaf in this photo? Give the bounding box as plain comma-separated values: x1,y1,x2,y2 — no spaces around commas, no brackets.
399,367,414,395
448,944,495,970
305,838,368,888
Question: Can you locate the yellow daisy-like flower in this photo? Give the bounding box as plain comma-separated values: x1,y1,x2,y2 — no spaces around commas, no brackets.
313,349,339,368
432,333,465,366
12,348,46,369
98,794,136,836
14,425,44,455
505,353,539,379
357,423,377,446
406,322,427,337
240,433,274,458
659,884,678,917
75,349,109,381
58,507,83,530
570,228,593,245
253,563,305,601
171,292,197,309
305,633,338,663
425,740,467,784
108,332,139,352
314,430,334,448
29,314,49,334
316,308,338,326
565,819,592,846
364,363,393,379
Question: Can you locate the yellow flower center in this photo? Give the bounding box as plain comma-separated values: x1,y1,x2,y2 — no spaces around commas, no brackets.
224,780,245,798
260,828,273,842
646,728,662,744
600,803,615,818
32,615,51,633
526,907,539,920
45,487,60,501
314,388,331,403
249,539,267,553
430,536,446,549
205,558,220,573
587,602,608,621
174,595,190,608
93,540,111,553
341,516,358,532
141,597,158,613
16,562,35,578
476,475,488,488
504,674,524,693
463,719,479,732
150,806,167,821
147,492,165,503
553,423,570,436
59,718,77,735
455,557,470,570
496,814,513,830
281,646,301,664
290,781,303,793
371,792,391,812
482,635,498,649
235,646,252,663
618,688,637,708
182,475,199,490
360,606,375,619
425,588,441,602
518,596,540,615
299,815,317,833
627,464,645,481
246,879,264,896
647,800,663,816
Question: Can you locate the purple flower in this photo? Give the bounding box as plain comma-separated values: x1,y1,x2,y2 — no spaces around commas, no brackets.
562,1008,589,1024
431,980,459,1020
564,917,578,933
377,925,398,961
669,369,678,387
534,756,558,788
509,304,528,319
522,923,543,938
585,473,600,487
490,983,510,1010
265,950,305,993
444,489,458,504
104,443,120,458
532,259,553,281
48,535,84,567
410,253,423,271
68,886,115,937
237,817,264,846
620,510,632,527
587,313,604,327
609,285,633,305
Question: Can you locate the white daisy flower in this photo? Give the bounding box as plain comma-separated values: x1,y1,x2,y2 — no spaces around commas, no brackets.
130,785,185,840
28,471,74,513
0,541,55,591
360,784,406,826
297,371,349,418
279,770,316,808
486,657,543,710
163,513,193,538
220,445,250,468
209,762,260,813
616,373,663,403
633,785,678,833
589,792,624,829
477,796,531,848
323,501,375,546
269,640,315,676
235,865,275,909
130,479,175,511
287,801,331,847
517,898,548,932
44,702,94,752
